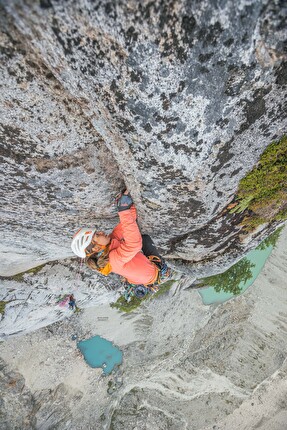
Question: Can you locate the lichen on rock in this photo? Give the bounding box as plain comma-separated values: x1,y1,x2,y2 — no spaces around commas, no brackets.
0,0,286,277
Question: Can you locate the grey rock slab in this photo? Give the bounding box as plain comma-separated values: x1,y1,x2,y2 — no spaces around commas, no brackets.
0,0,286,274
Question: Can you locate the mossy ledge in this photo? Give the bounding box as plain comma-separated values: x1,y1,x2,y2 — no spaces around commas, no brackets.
0,264,46,282
110,280,174,313
229,135,287,231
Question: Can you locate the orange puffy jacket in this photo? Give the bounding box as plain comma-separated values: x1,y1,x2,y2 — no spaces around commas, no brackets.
108,206,158,285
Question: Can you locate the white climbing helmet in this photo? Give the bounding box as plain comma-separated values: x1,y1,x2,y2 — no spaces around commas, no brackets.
71,228,96,258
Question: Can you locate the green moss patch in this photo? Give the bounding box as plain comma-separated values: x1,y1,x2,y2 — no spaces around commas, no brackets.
7,264,46,282
229,135,287,231
110,280,174,313
152,280,174,298
0,301,9,315
110,295,143,313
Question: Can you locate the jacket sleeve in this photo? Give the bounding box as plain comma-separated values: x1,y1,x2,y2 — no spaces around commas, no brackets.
111,206,137,241
111,206,142,264
129,205,137,221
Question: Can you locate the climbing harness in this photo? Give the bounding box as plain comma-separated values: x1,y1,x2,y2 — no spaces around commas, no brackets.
147,255,173,285
120,256,173,302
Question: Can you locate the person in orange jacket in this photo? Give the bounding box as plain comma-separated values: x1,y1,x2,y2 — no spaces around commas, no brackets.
71,191,170,288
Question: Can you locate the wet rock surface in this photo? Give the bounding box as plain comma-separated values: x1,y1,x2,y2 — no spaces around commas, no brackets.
0,0,286,275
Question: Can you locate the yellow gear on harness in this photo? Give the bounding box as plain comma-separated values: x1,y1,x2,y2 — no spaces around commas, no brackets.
97,261,112,276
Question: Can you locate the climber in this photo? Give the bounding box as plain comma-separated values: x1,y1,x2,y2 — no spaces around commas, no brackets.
71,191,171,291
68,294,76,310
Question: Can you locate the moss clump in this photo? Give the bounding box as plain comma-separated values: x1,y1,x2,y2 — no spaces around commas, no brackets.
151,280,174,298
74,305,82,314
9,264,46,282
230,135,287,231
110,294,144,313
0,301,9,315
110,280,174,313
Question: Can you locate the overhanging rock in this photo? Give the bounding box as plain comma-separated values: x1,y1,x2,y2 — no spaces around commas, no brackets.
0,0,286,275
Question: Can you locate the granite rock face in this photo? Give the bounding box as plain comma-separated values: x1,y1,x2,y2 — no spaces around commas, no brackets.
0,357,82,429
1,226,287,429
0,0,286,275
0,259,119,339
0,358,36,429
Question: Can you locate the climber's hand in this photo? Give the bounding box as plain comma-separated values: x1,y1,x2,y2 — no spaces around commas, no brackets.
117,192,133,212
115,189,129,200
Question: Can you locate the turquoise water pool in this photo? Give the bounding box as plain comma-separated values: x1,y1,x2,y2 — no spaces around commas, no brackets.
77,335,123,375
198,244,273,305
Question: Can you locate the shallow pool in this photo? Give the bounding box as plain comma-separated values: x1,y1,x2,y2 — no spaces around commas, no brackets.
77,335,123,375
198,244,273,305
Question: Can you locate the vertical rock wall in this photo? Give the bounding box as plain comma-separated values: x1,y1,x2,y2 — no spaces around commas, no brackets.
0,0,286,275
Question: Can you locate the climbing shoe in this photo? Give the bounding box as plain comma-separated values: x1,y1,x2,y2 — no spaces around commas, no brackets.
147,255,174,284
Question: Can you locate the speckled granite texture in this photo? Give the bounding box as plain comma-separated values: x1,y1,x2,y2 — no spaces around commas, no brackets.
0,0,286,275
